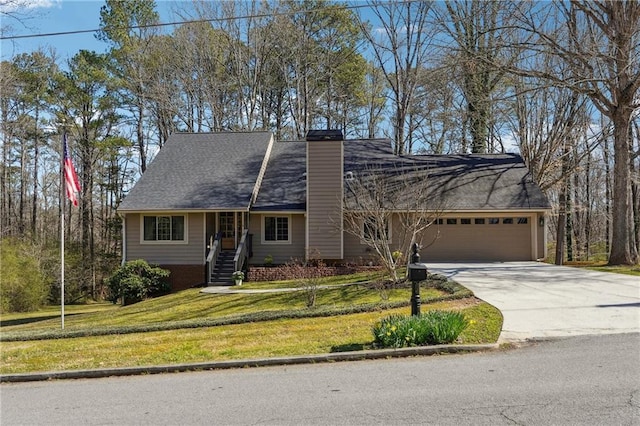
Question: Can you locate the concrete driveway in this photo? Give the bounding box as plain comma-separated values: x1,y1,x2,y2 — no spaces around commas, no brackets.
427,262,640,342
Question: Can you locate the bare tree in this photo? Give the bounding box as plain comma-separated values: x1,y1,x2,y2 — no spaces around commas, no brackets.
98,0,160,173
359,0,437,154
511,0,640,265
438,0,515,154
342,160,443,282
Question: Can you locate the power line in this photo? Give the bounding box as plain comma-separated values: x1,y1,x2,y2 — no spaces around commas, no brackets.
0,1,411,41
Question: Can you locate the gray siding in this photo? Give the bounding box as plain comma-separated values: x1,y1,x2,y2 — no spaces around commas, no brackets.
248,213,306,265
124,212,205,265
306,140,343,259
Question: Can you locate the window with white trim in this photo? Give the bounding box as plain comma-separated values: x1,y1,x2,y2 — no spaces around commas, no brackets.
143,215,185,241
264,216,290,243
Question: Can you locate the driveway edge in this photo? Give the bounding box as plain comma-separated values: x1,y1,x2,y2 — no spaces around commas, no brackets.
0,344,498,383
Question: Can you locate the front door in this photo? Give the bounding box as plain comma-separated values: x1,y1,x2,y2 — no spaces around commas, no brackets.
219,212,235,250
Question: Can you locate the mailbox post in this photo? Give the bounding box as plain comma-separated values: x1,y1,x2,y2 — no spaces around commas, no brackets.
407,243,427,316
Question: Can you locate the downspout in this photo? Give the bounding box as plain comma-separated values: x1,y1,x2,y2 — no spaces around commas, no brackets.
120,213,126,266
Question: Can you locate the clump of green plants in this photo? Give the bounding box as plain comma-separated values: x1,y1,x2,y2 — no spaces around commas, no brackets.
0,238,50,313
372,311,469,348
105,259,170,305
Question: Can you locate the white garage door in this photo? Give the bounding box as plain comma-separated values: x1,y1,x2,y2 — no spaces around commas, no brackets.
421,216,532,262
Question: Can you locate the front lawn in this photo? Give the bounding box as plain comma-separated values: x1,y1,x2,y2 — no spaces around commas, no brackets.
0,273,502,374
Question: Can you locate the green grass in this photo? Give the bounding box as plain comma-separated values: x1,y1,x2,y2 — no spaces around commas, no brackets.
0,303,115,326
583,264,640,276
553,260,640,277
0,272,501,375
1,283,447,336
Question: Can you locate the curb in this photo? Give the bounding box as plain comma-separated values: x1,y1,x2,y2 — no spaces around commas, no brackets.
0,343,498,383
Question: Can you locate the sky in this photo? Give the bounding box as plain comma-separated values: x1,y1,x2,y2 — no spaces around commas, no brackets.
0,0,378,63
0,0,177,62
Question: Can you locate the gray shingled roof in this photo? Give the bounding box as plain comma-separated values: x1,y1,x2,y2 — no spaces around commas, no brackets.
118,132,272,211
412,154,551,210
342,139,550,210
120,133,549,213
254,138,549,211
252,141,307,211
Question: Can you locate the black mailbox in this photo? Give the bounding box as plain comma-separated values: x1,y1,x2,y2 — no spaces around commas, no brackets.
408,263,427,282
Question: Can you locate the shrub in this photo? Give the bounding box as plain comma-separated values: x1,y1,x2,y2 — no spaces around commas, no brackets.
281,257,324,308
0,238,50,313
372,311,469,348
106,260,170,305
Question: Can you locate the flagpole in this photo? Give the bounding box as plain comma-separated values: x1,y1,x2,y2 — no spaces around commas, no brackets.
61,131,80,330
61,211,65,330
61,134,65,330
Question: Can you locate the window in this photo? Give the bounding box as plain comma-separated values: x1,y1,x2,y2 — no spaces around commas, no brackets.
489,218,499,224
264,216,290,243
143,215,185,242
436,218,444,225
362,218,391,241
517,217,529,224
475,218,485,225
461,218,471,225
503,218,514,224
446,218,457,225
219,212,235,238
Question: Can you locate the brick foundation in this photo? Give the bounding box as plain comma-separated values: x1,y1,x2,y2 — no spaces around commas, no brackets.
247,265,382,282
161,264,206,291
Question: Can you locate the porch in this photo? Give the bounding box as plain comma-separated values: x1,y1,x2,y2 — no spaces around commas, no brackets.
205,211,252,286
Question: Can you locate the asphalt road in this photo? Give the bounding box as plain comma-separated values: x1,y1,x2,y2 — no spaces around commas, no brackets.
2,333,639,425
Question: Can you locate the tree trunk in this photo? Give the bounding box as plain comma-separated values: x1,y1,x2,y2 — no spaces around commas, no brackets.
585,150,591,260
631,121,639,255
31,106,39,236
608,109,639,265
555,191,566,266
18,139,26,234
565,168,573,262
137,101,146,173
604,135,611,256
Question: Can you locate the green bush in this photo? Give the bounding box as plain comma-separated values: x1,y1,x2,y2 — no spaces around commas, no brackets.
372,311,469,348
106,260,170,305
0,238,49,313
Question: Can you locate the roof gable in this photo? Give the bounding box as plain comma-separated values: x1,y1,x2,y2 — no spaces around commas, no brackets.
118,132,273,211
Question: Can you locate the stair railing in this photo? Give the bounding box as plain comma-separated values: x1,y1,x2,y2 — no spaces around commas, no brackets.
233,229,249,274
206,232,222,284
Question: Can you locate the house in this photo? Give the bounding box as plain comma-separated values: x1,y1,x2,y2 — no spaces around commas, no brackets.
118,131,551,290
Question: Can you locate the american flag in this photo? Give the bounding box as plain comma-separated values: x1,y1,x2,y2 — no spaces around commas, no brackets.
63,134,80,207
